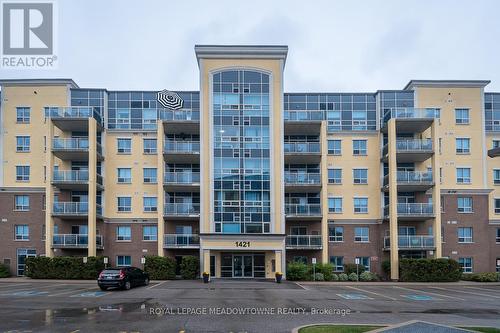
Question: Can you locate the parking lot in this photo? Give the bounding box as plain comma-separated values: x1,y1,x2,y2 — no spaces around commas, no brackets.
0,279,498,333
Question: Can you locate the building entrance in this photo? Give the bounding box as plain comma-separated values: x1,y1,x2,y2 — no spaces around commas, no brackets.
221,253,266,278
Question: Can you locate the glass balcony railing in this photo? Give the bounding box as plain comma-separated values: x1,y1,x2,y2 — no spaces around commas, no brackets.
52,234,103,248
164,172,200,184
286,235,322,248
383,107,440,122
53,170,89,182
284,173,321,185
44,106,103,124
396,139,433,152
52,202,102,216
160,110,200,121
285,204,321,216
164,203,200,216
383,171,433,186
163,234,200,248
284,110,324,121
284,142,320,153
384,203,434,217
52,138,89,150
383,235,435,249
164,141,200,153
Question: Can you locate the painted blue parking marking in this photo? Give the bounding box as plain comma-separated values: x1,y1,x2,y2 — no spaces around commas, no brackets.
403,294,434,301
71,291,107,297
11,291,49,296
337,293,372,300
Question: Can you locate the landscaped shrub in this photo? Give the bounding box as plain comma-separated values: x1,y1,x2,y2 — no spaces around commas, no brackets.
338,273,349,281
313,273,324,281
382,260,391,276
314,263,334,281
462,272,499,282
359,271,374,281
144,255,176,280
286,261,310,281
331,273,339,281
25,256,105,279
399,258,462,282
180,256,199,279
344,263,366,275
0,263,11,278
348,272,359,281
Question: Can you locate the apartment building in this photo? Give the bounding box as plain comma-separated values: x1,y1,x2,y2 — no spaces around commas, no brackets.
0,45,499,280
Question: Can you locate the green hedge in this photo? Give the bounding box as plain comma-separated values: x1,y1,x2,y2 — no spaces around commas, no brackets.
462,272,500,282
25,256,106,279
144,255,176,280
313,263,334,281
180,256,199,279
0,263,10,278
286,261,310,281
344,263,366,275
399,258,462,282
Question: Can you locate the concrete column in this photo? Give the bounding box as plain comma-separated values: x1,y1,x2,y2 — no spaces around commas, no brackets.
157,120,165,256
45,121,55,257
320,121,329,263
431,121,442,258
87,118,97,257
387,119,399,280
275,250,283,274
202,249,210,277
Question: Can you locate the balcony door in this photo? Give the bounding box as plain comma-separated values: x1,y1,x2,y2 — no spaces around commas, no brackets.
398,227,416,236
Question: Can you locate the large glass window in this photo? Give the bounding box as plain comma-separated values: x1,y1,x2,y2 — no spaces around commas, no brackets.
456,138,470,154
328,226,343,242
15,166,30,182
15,225,29,240
353,197,368,213
355,257,371,272
493,170,500,185
327,140,341,155
457,197,473,213
117,226,131,241
459,257,473,273
354,227,369,242
16,136,30,152
328,197,342,213
458,227,473,243
495,199,500,214
117,168,132,183
353,168,368,184
352,140,367,155
16,107,30,123
330,256,344,272
14,195,29,211
456,168,471,184
117,255,131,267
143,138,157,154
117,138,132,154
328,168,342,184
143,168,157,183
143,225,157,241
455,108,470,124
117,197,132,212
143,197,158,212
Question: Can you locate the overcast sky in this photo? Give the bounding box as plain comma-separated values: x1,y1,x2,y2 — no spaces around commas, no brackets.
2,0,500,92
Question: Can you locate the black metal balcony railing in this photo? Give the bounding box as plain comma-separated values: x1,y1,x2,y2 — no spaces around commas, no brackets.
164,141,200,153
284,142,320,153
44,106,103,124
52,234,103,249
163,234,200,248
164,203,200,216
52,202,102,216
383,235,435,249
383,107,440,123
164,172,200,184
160,110,200,121
384,203,434,217
284,173,321,185
285,204,321,216
285,235,322,248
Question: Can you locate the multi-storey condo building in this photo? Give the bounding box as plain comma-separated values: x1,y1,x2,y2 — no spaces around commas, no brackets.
1,45,499,280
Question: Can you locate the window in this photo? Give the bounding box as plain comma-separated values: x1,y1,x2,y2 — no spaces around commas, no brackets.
327,140,341,155
116,255,131,267
143,196,158,212
143,168,157,183
117,197,132,212
328,168,342,184
16,136,30,152
328,197,342,213
353,168,368,184
14,195,29,211
455,138,470,154
293,256,308,264
15,225,29,240
143,225,157,241
493,140,500,149
328,226,343,242
494,170,500,185
458,227,473,243
143,138,157,154
455,108,470,124
354,227,369,242
117,138,132,154
457,197,473,213
459,257,473,273
117,168,132,183
495,199,500,214
496,258,500,273
353,197,368,213
496,228,500,243
456,168,471,184
15,166,30,182
116,226,131,241
352,140,367,155
330,256,344,272
355,257,371,272
16,107,30,123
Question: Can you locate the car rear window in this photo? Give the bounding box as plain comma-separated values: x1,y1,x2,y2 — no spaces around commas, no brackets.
102,269,121,274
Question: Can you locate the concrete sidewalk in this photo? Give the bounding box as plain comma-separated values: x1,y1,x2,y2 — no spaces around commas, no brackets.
298,280,500,286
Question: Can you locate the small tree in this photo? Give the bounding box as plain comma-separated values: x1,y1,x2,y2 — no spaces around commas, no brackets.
180,256,199,279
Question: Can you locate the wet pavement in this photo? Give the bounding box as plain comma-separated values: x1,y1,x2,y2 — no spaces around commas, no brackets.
0,280,498,332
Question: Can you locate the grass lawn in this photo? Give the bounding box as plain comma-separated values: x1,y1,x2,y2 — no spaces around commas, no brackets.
457,327,500,333
298,325,384,333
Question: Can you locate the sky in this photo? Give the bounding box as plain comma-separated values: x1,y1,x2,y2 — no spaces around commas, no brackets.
1,0,500,92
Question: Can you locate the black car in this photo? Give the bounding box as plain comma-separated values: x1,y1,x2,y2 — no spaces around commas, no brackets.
97,267,150,290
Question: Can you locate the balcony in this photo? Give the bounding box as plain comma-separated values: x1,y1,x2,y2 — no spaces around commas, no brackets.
382,139,433,162
160,110,200,134
383,171,433,192
52,138,103,161
284,142,321,163
383,235,435,251
284,173,321,192
163,234,200,249
164,203,200,219
44,106,103,130
52,202,103,218
286,235,322,250
163,141,200,163
52,234,103,250
52,170,103,190
285,204,322,220
381,107,439,133
164,172,200,191
284,111,322,135
384,203,434,221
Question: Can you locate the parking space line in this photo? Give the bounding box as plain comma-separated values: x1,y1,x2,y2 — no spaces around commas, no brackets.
346,286,397,300
0,283,70,295
464,286,500,294
394,286,465,300
147,281,168,289
295,282,309,290
435,287,500,299
48,288,94,297
0,283,32,289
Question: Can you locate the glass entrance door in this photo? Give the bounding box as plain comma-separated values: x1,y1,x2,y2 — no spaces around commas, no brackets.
17,249,36,276
233,255,253,278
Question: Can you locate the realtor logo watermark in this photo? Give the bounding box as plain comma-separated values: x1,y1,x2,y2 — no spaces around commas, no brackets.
1,0,58,68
